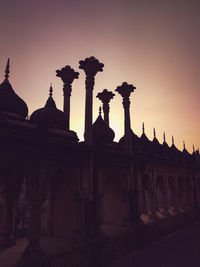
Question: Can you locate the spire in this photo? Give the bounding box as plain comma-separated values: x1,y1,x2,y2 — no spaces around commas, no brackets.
163,132,166,142
49,83,53,97
183,141,185,150
4,58,10,80
99,106,102,116
142,122,145,134
153,128,156,138
193,145,195,154
172,136,174,145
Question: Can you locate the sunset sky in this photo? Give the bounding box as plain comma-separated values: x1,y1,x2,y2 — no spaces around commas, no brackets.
0,0,199,152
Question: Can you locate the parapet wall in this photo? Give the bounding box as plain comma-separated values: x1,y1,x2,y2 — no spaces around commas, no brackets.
16,208,200,267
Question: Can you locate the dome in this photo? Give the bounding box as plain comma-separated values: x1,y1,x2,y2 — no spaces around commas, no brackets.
30,85,66,130
92,111,115,145
0,59,28,119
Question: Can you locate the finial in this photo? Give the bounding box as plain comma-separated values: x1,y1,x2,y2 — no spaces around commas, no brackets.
49,83,53,97
4,58,10,80
153,128,156,138
193,145,195,153
172,136,174,145
183,141,185,149
99,106,102,116
163,132,166,142
142,122,145,134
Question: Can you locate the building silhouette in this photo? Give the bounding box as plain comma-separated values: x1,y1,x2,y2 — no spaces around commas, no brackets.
0,57,200,266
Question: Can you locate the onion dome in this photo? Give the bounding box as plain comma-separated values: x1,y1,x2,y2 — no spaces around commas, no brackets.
30,84,66,129
0,59,28,119
92,107,115,145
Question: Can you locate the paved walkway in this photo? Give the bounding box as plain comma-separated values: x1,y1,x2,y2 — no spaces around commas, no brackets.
110,221,200,267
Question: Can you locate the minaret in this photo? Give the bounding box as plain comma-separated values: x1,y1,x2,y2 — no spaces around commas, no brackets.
56,65,79,130
96,89,115,126
79,56,104,145
115,82,136,153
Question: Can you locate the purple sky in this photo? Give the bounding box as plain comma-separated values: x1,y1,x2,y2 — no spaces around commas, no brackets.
0,0,199,152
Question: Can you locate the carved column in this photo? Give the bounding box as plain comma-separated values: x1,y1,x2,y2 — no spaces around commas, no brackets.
171,189,179,213
23,194,45,257
115,82,136,153
56,65,79,130
161,191,169,215
148,192,158,220
96,89,115,126
79,56,104,145
22,160,48,259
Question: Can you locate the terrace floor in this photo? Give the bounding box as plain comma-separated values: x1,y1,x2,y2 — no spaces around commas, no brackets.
110,221,200,267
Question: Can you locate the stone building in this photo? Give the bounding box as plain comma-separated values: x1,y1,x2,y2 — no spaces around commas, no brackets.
0,57,199,265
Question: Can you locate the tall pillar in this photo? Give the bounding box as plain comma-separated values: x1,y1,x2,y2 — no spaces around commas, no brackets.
149,192,158,220
162,191,169,215
171,189,179,212
23,194,45,258
115,82,136,153
79,56,104,145
56,65,79,130
96,89,115,126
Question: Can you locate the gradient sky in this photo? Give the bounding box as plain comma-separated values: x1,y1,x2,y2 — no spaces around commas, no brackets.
0,0,199,152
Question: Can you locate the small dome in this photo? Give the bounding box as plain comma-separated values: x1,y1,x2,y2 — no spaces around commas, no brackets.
0,59,28,119
30,85,66,130
92,112,115,145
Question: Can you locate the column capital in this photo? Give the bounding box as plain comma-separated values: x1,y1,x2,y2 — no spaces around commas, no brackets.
115,82,136,100
96,89,115,104
56,65,79,85
79,56,104,77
